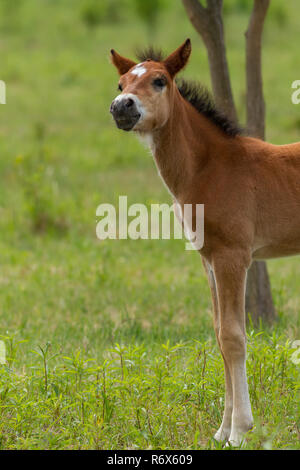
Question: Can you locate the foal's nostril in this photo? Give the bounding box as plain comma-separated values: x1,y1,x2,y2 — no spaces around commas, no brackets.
110,95,140,131
110,101,115,113
125,98,134,108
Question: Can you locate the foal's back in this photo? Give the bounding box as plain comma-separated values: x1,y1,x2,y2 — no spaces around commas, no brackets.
242,137,300,259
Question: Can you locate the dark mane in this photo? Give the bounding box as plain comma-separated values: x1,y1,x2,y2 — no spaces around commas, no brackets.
136,46,164,63
135,47,243,138
176,79,242,137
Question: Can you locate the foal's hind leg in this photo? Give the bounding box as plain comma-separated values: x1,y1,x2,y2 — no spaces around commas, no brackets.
202,257,233,442
212,250,253,446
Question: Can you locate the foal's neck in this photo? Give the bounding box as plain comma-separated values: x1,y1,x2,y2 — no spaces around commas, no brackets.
139,90,229,200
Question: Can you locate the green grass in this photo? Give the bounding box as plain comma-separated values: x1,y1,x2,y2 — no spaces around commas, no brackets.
0,0,299,449
0,331,299,450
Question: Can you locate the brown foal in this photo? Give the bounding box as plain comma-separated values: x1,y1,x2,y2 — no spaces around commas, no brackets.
109,39,300,446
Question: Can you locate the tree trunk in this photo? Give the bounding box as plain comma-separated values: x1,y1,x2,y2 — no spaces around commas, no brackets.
182,0,276,325
245,261,275,325
182,0,237,122
245,0,276,325
246,0,270,140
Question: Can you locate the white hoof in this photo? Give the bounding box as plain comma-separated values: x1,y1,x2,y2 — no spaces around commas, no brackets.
214,426,231,442
226,434,246,448
227,425,253,447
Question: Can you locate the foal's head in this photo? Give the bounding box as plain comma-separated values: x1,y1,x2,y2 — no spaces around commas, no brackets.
110,39,191,132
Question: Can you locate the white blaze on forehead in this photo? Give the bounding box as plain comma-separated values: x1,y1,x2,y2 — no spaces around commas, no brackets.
131,62,147,77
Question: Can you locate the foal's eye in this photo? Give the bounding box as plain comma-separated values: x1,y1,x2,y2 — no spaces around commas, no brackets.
153,78,166,89
118,83,123,91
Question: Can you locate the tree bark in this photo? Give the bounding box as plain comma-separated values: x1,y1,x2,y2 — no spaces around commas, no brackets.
246,0,270,139
182,0,276,325
245,0,276,325
182,0,237,122
245,261,275,325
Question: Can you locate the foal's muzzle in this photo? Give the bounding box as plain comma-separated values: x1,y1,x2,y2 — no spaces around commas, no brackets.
110,96,141,131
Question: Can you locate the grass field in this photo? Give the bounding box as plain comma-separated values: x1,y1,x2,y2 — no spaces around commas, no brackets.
0,0,299,450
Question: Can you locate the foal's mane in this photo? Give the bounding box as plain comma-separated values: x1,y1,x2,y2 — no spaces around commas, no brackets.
136,47,242,138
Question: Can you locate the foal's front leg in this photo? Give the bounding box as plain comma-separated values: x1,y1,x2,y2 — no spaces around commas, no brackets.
212,251,253,446
202,257,233,442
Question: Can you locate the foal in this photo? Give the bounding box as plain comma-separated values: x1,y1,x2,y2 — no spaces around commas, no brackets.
109,39,300,446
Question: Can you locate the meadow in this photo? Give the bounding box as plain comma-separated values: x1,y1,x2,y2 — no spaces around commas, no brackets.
0,0,299,449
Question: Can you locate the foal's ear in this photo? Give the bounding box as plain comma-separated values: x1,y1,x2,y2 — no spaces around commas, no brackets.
163,39,191,78
110,49,136,75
